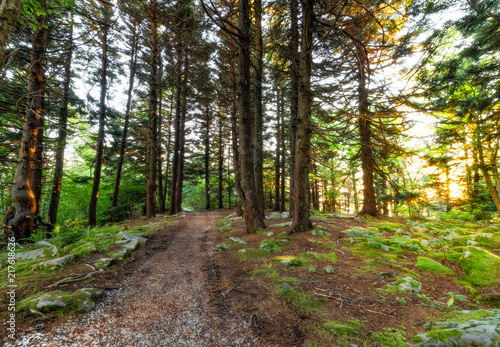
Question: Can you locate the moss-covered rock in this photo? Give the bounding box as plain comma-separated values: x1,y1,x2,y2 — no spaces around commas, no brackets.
411,309,500,347
22,288,103,314
416,257,454,275
459,247,500,287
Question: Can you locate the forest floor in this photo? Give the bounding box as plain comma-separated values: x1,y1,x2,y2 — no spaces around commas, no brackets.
3,210,500,346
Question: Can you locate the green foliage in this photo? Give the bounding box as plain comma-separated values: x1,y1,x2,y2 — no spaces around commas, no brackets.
459,247,500,287
371,328,409,347
281,288,321,314
415,257,454,275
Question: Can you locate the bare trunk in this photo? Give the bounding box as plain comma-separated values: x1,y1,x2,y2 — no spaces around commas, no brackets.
157,51,165,214
9,4,49,238
289,0,314,234
238,0,265,233
230,59,243,216
289,0,299,219
205,105,211,210
253,0,264,209
145,0,159,218
110,23,138,223
273,88,281,212
218,115,224,209
89,4,111,226
176,56,188,213
0,0,23,67
356,43,378,217
280,90,286,212
48,21,73,227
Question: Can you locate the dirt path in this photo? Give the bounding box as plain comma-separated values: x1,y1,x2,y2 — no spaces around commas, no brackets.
13,211,257,346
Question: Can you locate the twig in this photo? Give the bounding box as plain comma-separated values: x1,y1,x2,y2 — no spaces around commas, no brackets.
366,308,395,317
30,309,46,316
211,282,230,292
46,271,101,289
84,263,96,271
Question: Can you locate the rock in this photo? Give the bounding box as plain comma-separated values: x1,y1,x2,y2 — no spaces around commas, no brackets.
311,229,331,237
36,240,56,248
119,231,147,244
16,244,57,262
229,236,246,245
225,213,236,219
324,265,335,274
237,249,246,253
381,245,390,252
396,277,422,293
37,296,67,311
421,240,430,247
28,288,102,314
214,243,230,251
467,240,478,246
396,228,405,234
93,257,115,271
77,300,95,313
411,309,500,347
281,283,292,296
268,212,283,219
281,211,289,218
266,232,273,236
33,254,76,269
272,221,292,227
410,226,429,233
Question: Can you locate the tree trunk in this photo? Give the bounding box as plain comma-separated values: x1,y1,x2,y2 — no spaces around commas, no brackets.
163,90,175,207
356,42,379,217
273,88,281,212
288,0,314,234
145,0,159,218
230,59,243,217
205,105,211,210
253,0,264,209
238,0,265,233
289,0,299,219
157,50,165,214
280,90,286,212
218,115,224,209
176,55,188,213
110,22,138,223
9,3,49,239
169,39,184,215
48,21,73,227
0,0,23,67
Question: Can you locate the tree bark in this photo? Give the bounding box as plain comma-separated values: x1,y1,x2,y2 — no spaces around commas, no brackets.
230,58,243,216
9,3,49,239
145,0,159,218
253,0,264,209
110,21,138,223
280,89,286,212
169,39,184,215
48,20,73,227
273,88,281,212
288,0,314,234
205,105,211,210
176,54,188,213
238,0,265,233
289,0,299,219
89,2,111,226
217,114,224,209
0,0,23,67
157,50,165,214
356,42,379,217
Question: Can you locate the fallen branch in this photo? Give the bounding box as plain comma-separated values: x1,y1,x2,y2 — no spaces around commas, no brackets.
366,308,395,317
481,293,500,299
46,271,102,289
211,282,230,292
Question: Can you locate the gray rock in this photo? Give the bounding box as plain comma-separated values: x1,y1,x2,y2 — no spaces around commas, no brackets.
16,248,49,262
34,254,76,269
281,211,289,218
118,231,147,244
410,226,429,233
381,245,390,252
229,236,246,245
110,239,139,260
396,276,421,293
93,257,115,270
35,240,56,248
37,298,67,311
311,229,331,237
281,283,292,296
214,243,230,251
324,265,335,274
77,300,96,313
267,212,283,219
272,221,292,227
411,309,500,347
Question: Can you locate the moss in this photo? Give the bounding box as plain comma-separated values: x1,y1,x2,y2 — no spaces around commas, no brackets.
301,251,337,263
459,247,500,287
427,328,461,342
415,257,455,275
236,248,271,261
445,309,494,323
65,241,96,258
273,255,310,267
319,318,363,338
369,222,404,233
371,328,409,347
350,246,401,261
281,288,321,313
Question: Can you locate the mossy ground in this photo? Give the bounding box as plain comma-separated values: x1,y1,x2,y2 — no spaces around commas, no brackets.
214,211,500,346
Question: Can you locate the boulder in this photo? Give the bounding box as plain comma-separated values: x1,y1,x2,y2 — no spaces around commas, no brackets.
118,231,147,244
28,288,102,314
268,212,283,219
411,310,500,347
93,257,115,271
16,243,58,262
324,265,335,274
33,254,76,270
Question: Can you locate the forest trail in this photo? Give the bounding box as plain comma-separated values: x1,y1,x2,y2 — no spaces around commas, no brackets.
15,211,257,346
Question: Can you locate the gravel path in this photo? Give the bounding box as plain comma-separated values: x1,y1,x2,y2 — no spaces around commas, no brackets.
8,211,257,346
